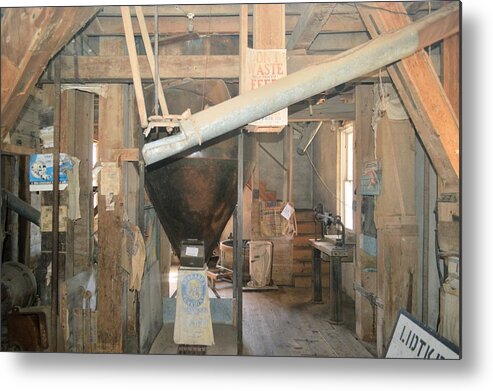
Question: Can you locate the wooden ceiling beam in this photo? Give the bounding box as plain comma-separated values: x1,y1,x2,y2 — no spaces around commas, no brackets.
1,7,99,142
288,98,355,122
96,3,310,18
286,3,336,50
357,2,459,189
37,54,391,84
84,13,366,36
97,3,363,18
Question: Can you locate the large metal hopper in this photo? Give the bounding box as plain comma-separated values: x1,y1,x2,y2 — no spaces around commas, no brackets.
144,80,254,261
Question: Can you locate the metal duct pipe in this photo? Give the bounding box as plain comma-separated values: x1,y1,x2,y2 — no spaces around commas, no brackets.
2,189,41,227
142,3,459,165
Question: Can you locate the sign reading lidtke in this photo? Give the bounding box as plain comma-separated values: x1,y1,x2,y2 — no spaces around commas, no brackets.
386,310,459,359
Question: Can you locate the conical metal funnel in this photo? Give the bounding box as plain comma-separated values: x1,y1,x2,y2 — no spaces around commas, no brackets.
144,80,254,261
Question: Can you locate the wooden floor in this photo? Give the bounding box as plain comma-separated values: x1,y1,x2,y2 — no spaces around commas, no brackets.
153,271,375,358
241,286,374,357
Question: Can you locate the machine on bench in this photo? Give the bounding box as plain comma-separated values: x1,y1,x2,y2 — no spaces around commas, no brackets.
310,203,352,324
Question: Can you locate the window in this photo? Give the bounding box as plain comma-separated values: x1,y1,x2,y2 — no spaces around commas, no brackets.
338,123,354,231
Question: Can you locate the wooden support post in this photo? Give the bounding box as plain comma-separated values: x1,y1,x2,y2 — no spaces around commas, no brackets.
96,37,126,353
289,126,294,203
374,116,418,357
18,156,31,264
354,85,377,343
282,126,294,203
239,4,248,96
60,90,75,281
251,3,286,239
10,155,19,263
51,55,61,352
123,83,142,353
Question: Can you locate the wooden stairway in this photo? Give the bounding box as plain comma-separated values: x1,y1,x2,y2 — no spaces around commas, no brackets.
292,209,330,288
246,178,277,202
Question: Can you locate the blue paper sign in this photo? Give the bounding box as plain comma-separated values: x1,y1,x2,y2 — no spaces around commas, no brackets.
29,153,73,191
360,160,381,195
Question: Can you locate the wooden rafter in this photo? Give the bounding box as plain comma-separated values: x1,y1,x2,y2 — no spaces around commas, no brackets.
357,2,460,189
1,7,99,142
286,3,336,50
120,6,148,128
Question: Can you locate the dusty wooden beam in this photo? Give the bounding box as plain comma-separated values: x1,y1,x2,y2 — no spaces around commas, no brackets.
357,2,459,188
1,143,36,155
40,54,376,82
53,55,239,81
97,3,360,18
1,7,99,142
85,13,366,36
286,3,336,50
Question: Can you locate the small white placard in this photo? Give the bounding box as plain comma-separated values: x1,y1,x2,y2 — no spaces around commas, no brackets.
281,203,295,220
185,246,199,257
386,310,459,359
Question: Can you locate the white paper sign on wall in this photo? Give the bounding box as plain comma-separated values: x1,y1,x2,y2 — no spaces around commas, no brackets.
386,310,460,359
246,48,287,128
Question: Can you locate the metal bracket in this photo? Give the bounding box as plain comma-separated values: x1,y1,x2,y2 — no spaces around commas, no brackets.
143,109,191,138
353,282,384,309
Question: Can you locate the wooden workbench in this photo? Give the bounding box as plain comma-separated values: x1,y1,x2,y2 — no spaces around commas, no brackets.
308,239,352,324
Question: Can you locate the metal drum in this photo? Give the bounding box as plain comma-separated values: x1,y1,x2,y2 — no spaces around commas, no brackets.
219,239,250,275
1,262,37,319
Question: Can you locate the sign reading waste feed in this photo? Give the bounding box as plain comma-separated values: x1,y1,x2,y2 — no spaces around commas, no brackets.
386,310,459,359
246,48,287,127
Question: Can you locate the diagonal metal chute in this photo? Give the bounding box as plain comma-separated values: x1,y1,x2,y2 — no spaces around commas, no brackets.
142,3,459,166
